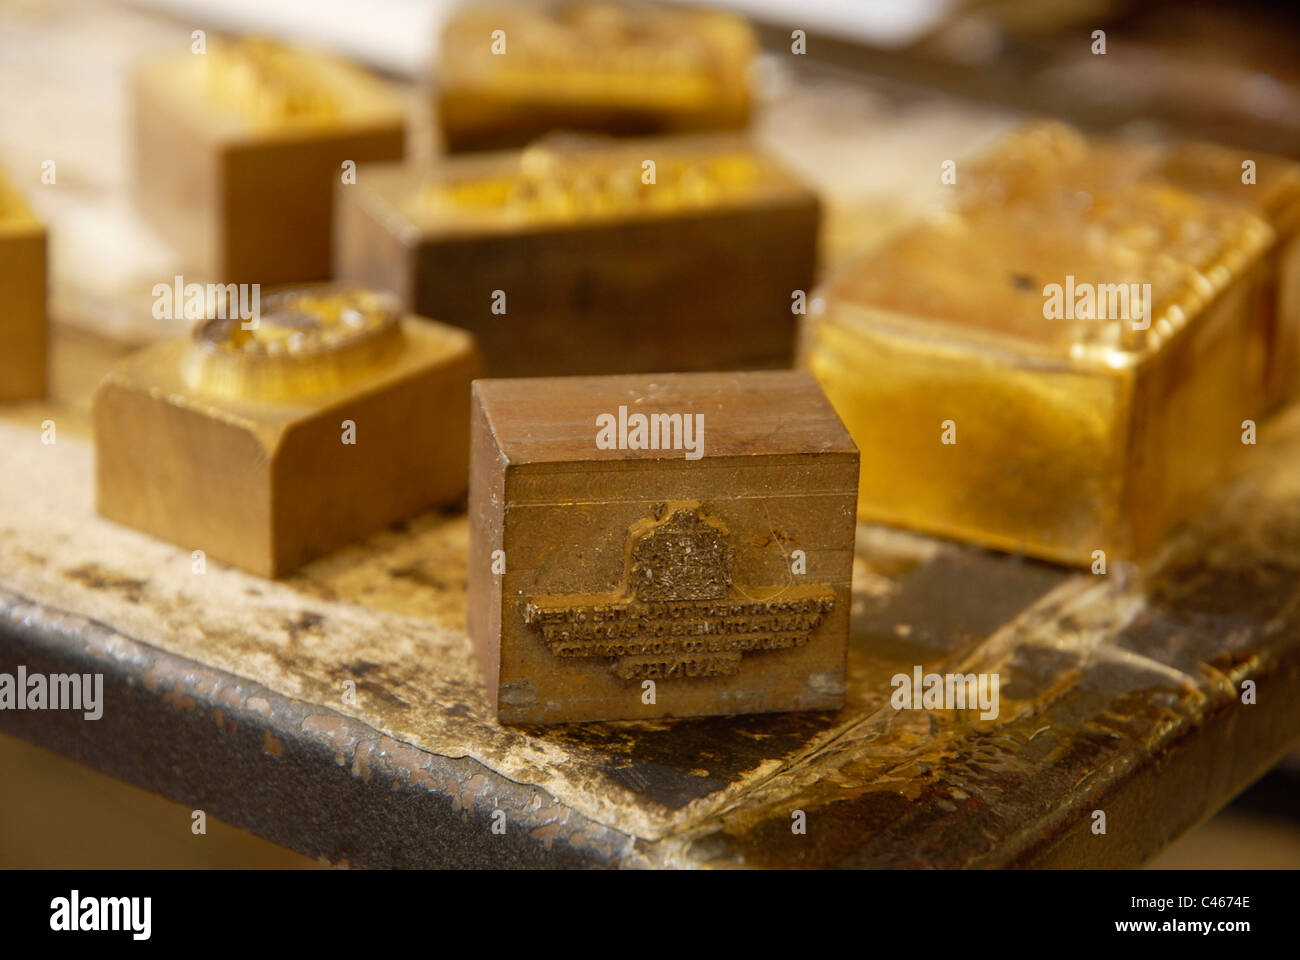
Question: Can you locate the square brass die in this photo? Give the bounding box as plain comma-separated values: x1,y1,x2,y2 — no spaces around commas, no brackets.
0,171,46,401
335,133,819,377
468,370,859,724
437,1,754,153
1151,141,1300,411
132,37,405,285
799,178,1273,567
961,121,1300,413
94,288,479,577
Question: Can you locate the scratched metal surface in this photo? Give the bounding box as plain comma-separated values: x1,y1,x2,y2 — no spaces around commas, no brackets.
3,399,1300,867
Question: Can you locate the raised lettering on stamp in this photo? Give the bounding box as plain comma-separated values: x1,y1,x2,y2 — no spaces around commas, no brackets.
523,504,835,682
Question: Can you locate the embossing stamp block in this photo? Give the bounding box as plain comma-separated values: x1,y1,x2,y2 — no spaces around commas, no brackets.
335,133,819,376
468,371,859,724
799,125,1277,566
437,1,754,153
0,169,45,401
94,287,480,577
961,122,1300,412
132,37,405,284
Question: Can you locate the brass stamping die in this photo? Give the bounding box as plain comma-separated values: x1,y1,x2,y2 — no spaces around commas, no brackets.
1151,142,1300,411
468,370,859,724
0,170,46,401
94,287,480,577
132,37,405,285
437,1,754,153
961,121,1300,413
799,136,1275,566
335,133,819,377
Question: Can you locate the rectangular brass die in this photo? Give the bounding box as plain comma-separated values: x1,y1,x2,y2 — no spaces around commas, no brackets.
798,180,1274,567
0,171,46,401
961,122,1300,413
132,38,405,285
335,133,819,377
1151,142,1300,411
94,291,479,578
468,370,859,725
437,2,754,153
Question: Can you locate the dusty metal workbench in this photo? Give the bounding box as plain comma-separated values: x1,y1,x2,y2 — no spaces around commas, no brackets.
5,379,1300,868
2,1,1299,869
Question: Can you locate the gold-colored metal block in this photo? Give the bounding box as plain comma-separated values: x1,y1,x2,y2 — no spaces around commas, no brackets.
93,288,480,578
437,1,754,153
1151,142,1300,410
335,133,818,376
962,121,1300,411
132,38,405,285
798,174,1274,566
0,171,46,401
468,370,859,724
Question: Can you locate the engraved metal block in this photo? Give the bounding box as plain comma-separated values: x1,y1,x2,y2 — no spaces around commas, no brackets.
94,288,480,577
799,167,1274,566
468,370,859,724
335,133,819,376
0,171,46,401
437,1,754,153
132,37,405,284
962,122,1300,411
1151,142,1300,410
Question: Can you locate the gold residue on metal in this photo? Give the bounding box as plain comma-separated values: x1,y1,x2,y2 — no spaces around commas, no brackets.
0,168,41,230
94,285,478,577
183,287,404,402
437,3,753,153
463,2,753,99
420,140,760,224
199,37,339,124
0,175,20,223
799,123,1281,566
0,166,45,401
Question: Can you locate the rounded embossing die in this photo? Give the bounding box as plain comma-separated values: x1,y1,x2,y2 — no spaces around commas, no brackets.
93,285,481,578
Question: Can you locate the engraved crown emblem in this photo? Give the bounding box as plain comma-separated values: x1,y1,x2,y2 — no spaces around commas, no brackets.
630,507,733,602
